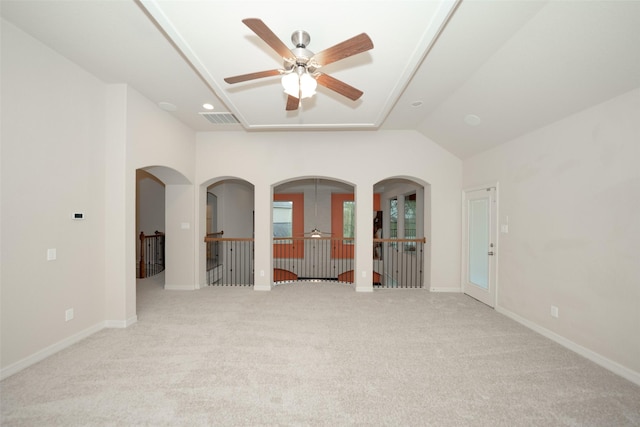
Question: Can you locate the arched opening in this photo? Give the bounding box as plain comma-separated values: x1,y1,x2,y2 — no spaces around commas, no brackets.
135,165,192,305
272,177,356,284
203,178,255,286
136,169,165,281
373,177,430,288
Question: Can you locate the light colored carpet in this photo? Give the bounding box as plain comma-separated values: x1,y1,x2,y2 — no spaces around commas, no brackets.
2,274,639,426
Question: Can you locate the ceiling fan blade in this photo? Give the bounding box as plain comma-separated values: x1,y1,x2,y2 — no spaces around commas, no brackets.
286,95,299,111
311,33,373,67
316,73,363,101
242,18,294,60
224,69,281,84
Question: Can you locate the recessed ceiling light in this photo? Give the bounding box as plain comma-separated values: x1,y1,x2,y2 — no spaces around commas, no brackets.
202,103,214,110
411,101,423,107
158,101,177,112
464,114,482,126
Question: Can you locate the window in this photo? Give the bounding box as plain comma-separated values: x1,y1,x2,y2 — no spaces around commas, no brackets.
404,193,416,251
273,194,304,258
343,200,355,242
273,201,293,238
389,197,398,239
389,193,417,251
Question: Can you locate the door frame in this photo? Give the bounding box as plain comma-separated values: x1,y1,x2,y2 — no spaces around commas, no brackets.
461,183,499,308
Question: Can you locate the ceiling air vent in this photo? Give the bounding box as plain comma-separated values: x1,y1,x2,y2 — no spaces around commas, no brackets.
199,112,240,124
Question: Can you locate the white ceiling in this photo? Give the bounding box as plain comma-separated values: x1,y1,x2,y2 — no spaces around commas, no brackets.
139,0,458,130
2,0,639,159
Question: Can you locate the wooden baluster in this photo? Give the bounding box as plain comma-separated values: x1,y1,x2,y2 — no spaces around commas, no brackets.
139,231,146,278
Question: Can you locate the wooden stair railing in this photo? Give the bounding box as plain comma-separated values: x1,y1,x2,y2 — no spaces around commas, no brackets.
138,231,165,279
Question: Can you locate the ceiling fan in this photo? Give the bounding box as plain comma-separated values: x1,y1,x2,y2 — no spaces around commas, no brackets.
224,18,374,111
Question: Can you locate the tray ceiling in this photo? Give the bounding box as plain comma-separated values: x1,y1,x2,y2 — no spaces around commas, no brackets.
139,0,460,130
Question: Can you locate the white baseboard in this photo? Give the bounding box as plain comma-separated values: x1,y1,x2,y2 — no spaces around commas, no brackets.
253,283,272,291
2,315,141,380
164,284,196,290
430,286,462,292
496,306,640,387
105,315,138,328
355,285,374,293
1,321,105,381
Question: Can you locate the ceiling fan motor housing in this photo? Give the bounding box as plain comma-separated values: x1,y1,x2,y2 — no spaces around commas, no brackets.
291,30,310,48
287,30,316,71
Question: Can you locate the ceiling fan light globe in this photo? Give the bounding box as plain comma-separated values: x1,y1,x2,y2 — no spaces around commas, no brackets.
282,73,299,97
283,87,299,97
300,89,316,99
299,73,317,99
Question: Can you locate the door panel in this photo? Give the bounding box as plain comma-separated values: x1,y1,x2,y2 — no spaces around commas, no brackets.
469,198,489,289
463,187,497,307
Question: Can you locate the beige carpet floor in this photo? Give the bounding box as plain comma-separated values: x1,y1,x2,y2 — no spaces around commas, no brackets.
2,274,639,426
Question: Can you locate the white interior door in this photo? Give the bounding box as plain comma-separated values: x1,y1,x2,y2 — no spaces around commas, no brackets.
463,187,497,307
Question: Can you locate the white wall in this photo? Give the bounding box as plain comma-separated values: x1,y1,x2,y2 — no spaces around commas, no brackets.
196,130,463,292
137,170,165,236
125,88,197,296
216,181,254,239
105,85,198,318
1,19,198,375
463,88,640,379
205,181,254,238
163,185,196,290
1,20,108,373
303,186,332,238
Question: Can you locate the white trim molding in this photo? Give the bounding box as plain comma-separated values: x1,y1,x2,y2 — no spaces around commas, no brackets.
496,306,640,387
430,286,462,292
105,316,138,328
164,284,197,290
0,322,105,381
2,315,140,380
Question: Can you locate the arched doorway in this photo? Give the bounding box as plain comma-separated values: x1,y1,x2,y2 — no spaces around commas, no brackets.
136,169,165,281
135,165,192,294
373,177,430,288
202,178,255,286
272,177,356,284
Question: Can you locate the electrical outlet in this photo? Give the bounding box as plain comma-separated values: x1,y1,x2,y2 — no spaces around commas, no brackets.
550,305,559,318
65,308,74,321
47,248,57,261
